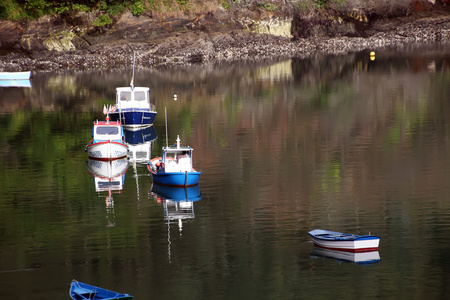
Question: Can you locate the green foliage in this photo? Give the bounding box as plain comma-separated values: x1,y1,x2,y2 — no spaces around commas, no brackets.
220,0,231,10
176,0,188,7
92,13,112,26
106,3,124,15
146,0,157,10
54,4,70,15
72,3,91,12
315,0,329,7
131,0,145,16
0,0,25,21
256,1,279,11
23,0,52,18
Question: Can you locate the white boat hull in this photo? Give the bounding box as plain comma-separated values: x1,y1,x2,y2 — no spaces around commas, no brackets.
0,71,31,80
308,229,380,252
86,141,128,161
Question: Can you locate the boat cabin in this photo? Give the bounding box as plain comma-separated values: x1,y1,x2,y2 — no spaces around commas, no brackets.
162,135,194,172
92,120,124,143
116,87,151,110
162,148,194,172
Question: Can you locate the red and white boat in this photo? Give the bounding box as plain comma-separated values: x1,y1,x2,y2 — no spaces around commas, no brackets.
85,118,128,161
308,229,380,252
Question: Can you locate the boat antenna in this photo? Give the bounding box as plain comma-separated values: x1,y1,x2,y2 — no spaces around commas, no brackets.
130,51,135,90
165,106,168,148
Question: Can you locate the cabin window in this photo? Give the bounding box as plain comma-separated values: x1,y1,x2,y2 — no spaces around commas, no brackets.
96,127,119,135
134,91,146,101
119,91,132,101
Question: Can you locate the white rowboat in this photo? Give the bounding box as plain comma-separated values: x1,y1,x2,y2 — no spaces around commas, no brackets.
308,229,380,252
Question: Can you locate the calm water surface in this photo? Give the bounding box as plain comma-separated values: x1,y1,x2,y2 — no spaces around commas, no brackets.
1,43,450,299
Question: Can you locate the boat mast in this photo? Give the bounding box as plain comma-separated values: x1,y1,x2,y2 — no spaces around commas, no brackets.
130,51,135,90
165,107,168,148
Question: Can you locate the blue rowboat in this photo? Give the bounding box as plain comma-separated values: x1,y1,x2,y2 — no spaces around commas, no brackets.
69,280,133,300
148,135,201,187
0,71,31,80
308,229,380,252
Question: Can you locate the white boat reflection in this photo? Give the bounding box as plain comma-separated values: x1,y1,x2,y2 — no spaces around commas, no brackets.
86,157,128,208
87,157,129,191
310,246,381,265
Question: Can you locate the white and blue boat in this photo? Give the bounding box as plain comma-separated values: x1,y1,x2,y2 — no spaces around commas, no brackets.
108,86,157,128
147,135,201,187
308,229,380,252
107,54,156,128
85,118,128,161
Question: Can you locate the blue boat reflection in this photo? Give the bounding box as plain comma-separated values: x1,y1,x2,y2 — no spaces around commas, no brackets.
124,126,157,163
150,183,202,222
310,246,381,265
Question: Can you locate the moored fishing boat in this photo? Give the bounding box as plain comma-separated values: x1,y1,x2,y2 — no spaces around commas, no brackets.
308,229,380,252
147,135,201,187
85,118,128,161
107,54,157,128
108,86,157,128
69,279,134,300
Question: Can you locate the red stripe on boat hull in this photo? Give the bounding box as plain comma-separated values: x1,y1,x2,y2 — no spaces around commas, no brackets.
313,243,379,253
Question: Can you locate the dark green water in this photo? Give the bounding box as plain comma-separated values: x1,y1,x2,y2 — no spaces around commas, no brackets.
1,43,450,299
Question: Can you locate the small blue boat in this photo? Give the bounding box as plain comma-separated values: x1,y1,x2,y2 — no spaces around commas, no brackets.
69,280,133,300
148,135,201,187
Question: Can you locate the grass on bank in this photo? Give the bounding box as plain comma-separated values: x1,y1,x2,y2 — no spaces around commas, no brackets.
0,0,424,23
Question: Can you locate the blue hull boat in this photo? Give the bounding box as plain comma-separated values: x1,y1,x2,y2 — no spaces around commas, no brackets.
109,109,157,128
149,170,202,187
69,280,133,300
148,135,201,187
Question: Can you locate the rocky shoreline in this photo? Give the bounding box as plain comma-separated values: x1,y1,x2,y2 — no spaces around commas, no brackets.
1,8,450,72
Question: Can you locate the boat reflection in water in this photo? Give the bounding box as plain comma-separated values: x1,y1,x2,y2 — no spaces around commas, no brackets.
310,246,381,265
87,157,129,226
150,183,203,224
124,126,157,163
149,183,202,261
124,126,157,203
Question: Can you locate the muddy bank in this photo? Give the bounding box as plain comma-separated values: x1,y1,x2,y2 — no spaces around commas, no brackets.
1,7,450,72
